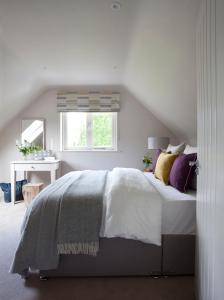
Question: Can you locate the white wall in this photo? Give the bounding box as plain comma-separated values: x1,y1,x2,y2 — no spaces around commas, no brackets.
0,0,199,143
0,86,177,187
197,0,224,299
0,39,3,107
124,0,200,143
0,0,139,131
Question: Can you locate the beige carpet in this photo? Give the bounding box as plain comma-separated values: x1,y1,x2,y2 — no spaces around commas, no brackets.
0,201,195,300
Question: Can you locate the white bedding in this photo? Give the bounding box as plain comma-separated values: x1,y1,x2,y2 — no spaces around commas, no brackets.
144,172,196,235
100,168,162,246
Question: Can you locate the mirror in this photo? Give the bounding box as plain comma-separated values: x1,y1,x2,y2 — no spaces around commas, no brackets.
21,119,45,149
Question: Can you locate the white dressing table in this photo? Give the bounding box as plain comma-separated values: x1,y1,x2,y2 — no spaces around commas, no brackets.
10,160,61,205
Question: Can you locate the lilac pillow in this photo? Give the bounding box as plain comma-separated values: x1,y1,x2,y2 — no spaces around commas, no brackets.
169,153,197,193
152,149,162,172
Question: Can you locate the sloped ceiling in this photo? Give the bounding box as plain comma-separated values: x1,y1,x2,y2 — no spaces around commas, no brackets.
124,0,199,142
0,0,199,142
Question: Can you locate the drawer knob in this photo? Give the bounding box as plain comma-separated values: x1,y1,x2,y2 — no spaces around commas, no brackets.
31,166,35,169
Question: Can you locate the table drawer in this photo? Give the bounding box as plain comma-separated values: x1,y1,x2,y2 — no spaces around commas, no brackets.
14,163,58,172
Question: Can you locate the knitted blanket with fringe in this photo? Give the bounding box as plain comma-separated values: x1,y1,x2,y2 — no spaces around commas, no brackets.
10,170,108,276
57,170,108,256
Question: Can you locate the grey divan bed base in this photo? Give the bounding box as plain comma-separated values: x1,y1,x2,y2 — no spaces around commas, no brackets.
39,234,195,278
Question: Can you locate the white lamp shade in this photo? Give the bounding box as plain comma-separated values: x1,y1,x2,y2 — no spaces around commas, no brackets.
148,137,169,150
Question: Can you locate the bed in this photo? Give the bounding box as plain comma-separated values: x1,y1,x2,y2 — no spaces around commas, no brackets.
11,168,196,278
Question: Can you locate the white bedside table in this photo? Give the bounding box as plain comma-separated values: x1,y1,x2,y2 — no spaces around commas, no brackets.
10,160,61,205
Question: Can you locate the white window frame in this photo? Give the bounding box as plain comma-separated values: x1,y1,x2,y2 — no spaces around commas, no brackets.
60,112,118,151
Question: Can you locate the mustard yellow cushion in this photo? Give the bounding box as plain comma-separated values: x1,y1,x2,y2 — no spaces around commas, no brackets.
154,152,178,185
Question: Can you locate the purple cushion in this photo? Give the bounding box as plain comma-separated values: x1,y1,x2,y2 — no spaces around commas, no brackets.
169,153,197,193
152,149,162,172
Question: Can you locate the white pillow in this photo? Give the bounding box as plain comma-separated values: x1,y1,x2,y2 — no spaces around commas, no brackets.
184,144,197,154
166,142,186,154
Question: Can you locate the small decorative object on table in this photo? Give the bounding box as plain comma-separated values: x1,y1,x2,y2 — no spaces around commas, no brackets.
33,150,51,160
16,140,43,160
143,155,152,172
44,156,56,161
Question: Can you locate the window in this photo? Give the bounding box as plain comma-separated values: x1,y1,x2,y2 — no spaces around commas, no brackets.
61,112,117,151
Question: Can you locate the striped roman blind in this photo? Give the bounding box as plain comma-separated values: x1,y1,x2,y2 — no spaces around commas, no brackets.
57,92,120,112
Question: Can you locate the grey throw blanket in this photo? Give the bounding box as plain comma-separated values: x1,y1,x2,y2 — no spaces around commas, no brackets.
10,170,108,276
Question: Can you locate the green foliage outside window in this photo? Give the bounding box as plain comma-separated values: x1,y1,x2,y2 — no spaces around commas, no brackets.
63,112,116,150
92,113,113,147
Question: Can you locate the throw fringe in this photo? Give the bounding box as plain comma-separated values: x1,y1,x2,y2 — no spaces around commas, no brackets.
57,242,99,256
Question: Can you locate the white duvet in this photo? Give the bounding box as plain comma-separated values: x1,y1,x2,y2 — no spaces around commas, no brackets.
100,168,162,246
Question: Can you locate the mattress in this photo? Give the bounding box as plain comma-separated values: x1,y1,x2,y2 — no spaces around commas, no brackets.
144,172,196,235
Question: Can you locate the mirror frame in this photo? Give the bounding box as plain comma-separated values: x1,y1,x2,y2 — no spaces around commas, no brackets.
21,118,46,150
